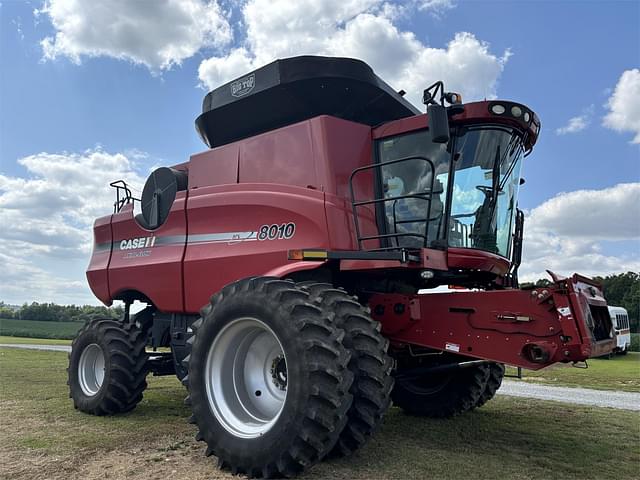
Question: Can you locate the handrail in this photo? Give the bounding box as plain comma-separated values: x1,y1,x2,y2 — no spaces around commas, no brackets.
349,155,436,250
109,180,140,213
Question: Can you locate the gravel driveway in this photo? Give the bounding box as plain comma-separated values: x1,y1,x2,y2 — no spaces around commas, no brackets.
0,343,71,352
498,380,639,411
2,343,638,411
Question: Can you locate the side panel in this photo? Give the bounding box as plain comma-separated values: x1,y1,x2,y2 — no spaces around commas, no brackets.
447,248,510,276
188,144,239,188
108,194,187,312
183,184,328,313
86,214,113,305
370,276,614,370
239,122,319,188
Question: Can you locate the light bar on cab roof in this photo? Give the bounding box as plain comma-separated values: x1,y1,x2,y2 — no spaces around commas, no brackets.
488,101,541,136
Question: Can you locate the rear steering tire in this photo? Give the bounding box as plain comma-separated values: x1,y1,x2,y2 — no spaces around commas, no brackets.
68,318,148,415
392,361,489,418
185,277,354,478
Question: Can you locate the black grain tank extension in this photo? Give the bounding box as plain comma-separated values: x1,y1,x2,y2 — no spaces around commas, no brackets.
195,55,420,148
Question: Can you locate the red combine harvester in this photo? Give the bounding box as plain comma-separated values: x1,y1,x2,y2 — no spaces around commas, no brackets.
71,56,614,478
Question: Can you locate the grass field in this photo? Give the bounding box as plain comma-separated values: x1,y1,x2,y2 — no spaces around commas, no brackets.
1,333,638,392
0,318,82,339
1,348,638,480
0,335,72,345
510,352,640,392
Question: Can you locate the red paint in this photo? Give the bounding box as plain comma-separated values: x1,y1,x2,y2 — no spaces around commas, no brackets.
373,101,539,151
86,215,112,304
182,183,328,312
447,248,511,276
108,194,187,312
369,276,614,370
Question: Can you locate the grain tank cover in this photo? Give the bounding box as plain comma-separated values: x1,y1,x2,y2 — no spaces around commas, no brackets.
195,55,421,148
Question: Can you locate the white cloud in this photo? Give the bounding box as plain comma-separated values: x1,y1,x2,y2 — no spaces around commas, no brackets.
0,149,145,304
556,105,593,135
198,1,510,106
418,0,456,17
603,68,640,144
0,250,87,305
36,0,232,71
520,183,640,282
35,0,505,104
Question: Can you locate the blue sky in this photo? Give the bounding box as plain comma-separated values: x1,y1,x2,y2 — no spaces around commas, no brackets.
0,0,638,305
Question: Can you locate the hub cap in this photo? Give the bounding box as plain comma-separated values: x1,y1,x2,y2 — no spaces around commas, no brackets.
205,318,287,438
78,343,105,396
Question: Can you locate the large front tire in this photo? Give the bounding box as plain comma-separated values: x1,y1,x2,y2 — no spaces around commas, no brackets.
186,277,354,478
299,282,394,458
68,318,148,415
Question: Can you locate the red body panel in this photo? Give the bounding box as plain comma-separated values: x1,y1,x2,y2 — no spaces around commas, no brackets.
183,184,328,313
370,275,614,369
447,248,511,276
86,215,112,304
108,195,187,312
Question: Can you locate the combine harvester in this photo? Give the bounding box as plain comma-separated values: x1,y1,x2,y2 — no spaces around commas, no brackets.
70,56,614,478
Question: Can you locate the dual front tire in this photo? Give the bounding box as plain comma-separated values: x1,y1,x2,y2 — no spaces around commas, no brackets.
185,278,393,478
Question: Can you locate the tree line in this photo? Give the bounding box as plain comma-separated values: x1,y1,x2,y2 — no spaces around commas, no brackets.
0,302,124,323
523,271,639,332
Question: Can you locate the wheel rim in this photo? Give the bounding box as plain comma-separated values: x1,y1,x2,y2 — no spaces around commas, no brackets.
78,343,105,396
205,317,287,438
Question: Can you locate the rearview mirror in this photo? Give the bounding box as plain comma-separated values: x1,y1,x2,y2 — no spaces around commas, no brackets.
427,104,450,144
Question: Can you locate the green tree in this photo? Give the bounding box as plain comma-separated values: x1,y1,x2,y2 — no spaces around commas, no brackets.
594,272,640,331
11,302,124,323
0,301,14,319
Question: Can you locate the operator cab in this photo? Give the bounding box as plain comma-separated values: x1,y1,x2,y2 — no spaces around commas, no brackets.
376,123,525,258
357,85,541,286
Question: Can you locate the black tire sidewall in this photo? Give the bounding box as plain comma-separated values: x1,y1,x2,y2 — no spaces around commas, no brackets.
393,365,488,416
69,327,113,412
189,293,315,465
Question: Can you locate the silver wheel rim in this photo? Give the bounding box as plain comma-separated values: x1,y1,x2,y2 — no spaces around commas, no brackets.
205,317,287,438
78,343,105,396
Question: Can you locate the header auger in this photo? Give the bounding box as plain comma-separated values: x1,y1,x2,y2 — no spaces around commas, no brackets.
72,55,614,478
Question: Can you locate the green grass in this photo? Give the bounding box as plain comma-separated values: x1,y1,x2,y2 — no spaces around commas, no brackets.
508,352,640,392
0,335,72,345
1,347,638,480
0,318,82,339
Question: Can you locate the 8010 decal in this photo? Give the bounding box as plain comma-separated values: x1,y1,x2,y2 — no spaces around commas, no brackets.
258,222,296,241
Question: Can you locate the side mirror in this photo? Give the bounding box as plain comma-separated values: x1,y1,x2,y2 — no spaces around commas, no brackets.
428,104,450,143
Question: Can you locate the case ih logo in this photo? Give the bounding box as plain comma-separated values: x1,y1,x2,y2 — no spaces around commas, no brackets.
230,74,255,97
120,236,156,250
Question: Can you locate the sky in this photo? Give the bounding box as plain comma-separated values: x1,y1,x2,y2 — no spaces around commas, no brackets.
0,0,639,305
